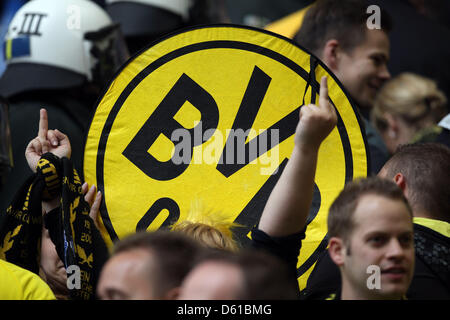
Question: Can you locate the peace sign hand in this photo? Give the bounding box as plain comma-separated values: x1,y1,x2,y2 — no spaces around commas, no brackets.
25,108,72,172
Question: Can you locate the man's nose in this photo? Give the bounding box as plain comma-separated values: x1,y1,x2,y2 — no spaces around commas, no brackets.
379,64,391,81
386,239,405,260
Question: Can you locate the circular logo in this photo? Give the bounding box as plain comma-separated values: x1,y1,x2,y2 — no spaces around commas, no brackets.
84,25,368,288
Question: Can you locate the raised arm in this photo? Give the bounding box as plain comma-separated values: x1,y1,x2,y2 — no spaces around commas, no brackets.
25,109,102,218
25,108,71,173
0,109,73,272
258,76,337,236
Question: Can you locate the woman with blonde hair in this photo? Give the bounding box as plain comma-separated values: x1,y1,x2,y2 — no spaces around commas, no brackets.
170,201,240,252
371,73,447,154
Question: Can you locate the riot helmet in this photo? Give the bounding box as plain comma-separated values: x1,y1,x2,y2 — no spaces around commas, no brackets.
105,0,192,54
0,0,129,98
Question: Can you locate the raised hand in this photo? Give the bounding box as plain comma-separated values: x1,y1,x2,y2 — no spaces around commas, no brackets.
258,76,337,237
82,182,102,230
25,108,72,172
46,128,71,160
295,76,337,151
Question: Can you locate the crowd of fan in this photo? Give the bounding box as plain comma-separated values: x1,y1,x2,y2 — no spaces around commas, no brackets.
0,0,449,300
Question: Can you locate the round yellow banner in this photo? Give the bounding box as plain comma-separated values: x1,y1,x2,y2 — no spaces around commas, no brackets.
84,25,368,289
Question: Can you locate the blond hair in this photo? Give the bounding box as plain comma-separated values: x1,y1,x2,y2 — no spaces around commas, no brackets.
170,200,240,252
372,73,447,132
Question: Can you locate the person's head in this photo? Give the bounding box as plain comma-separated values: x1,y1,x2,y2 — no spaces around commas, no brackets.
171,221,239,252
295,0,392,112
378,143,450,223
97,230,203,300
39,224,68,300
327,177,415,300
170,203,241,252
177,250,243,300
0,0,129,100
178,249,298,300
372,74,447,154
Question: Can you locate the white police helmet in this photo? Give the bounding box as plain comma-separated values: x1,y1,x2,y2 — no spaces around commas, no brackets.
0,0,129,97
105,0,192,38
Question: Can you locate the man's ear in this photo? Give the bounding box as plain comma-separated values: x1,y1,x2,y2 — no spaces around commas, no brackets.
393,172,406,192
328,237,345,267
164,286,180,300
322,39,340,71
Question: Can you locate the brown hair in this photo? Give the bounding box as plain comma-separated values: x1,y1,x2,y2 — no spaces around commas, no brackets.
191,248,299,299
113,230,203,297
328,176,412,243
295,0,392,56
382,143,450,222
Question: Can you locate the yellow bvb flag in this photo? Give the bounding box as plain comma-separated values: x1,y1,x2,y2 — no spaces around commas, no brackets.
83,25,368,289
264,6,311,39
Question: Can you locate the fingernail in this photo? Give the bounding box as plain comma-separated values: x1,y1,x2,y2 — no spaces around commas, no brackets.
52,140,58,146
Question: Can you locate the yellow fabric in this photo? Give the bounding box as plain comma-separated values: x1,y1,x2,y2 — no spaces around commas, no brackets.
264,6,312,39
84,25,367,290
325,293,336,300
0,259,56,300
414,217,450,238
5,39,12,60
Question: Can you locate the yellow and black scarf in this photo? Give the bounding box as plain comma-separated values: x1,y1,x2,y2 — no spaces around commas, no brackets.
0,153,108,300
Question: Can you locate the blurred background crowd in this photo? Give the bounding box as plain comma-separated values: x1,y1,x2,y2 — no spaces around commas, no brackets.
0,0,449,301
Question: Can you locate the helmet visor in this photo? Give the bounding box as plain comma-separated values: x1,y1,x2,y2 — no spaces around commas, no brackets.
84,23,130,89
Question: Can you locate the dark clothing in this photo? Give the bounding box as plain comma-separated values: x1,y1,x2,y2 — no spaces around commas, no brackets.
409,125,450,149
435,114,450,148
0,91,93,214
300,222,450,300
362,117,389,175
435,128,450,148
356,105,389,175
409,223,450,299
300,248,340,300
251,228,305,280
251,228,305,298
